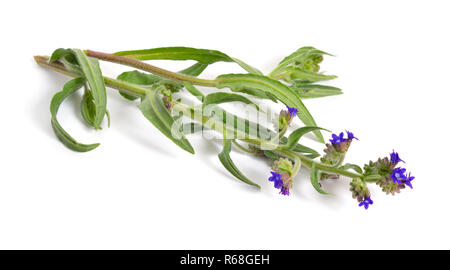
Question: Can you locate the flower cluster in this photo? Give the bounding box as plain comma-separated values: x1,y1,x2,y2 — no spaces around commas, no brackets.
295,53,324,73
277,105,299,131
364,150,414,195
321,130,357,165
349,177,373,209
268,157,294,196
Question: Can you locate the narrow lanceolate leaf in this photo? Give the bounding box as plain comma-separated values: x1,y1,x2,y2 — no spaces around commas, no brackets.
216,73,324,142
117,70,161,100
70,49,107,129
184,82,204,102
282,126,329,150
310,163,329,195
340,163,363,174
80,89,97,127
50,48,107,129
178,62,208,76
203,92,260,110
49,48,72,63
116,63,208,101
114,46,262,74
50,78,100,152
230,57,263,75
138,90,195,154
218,140,260,188
283,67,337,83
291,83,342,98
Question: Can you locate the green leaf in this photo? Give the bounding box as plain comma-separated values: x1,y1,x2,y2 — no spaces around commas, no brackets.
138,89,195,154
284,67,337,83
310,163,329,195
178,62,208,76
216,73,324,142
282,126,329,150
50,78,100,152
72,49,107,129
203,92,260,110
116,62,208,101
49,48,72,63
218,139,260,188
117,70,161,100
288,141,320,157
80,89,97,127
50,48,107,129
114,46,262,74
340,163,363,174
184,82,204,101
291,83,342,98
230,57,263,75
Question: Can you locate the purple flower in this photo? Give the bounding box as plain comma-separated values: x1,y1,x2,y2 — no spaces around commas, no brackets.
404,172,414,189
391,167,407,184
286,106,299,117
346,130,358,141
268,171,283,189
390,150,404,164
359,197,373,209
279,186,290,196
329,132,346,145
165,103,171,109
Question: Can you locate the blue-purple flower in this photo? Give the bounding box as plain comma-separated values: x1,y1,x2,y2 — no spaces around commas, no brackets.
403,172,414,189
391,167,407,184
329,132,346,145
390,150,404,164
286,106,299,117
268,171,283,189
279,186,290,196
359,197,373,209
329,130,358,145
346,130,358,141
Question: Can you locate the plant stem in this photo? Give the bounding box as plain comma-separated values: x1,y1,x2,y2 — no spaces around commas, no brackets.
34,55,147,97
232,140,258,154
85,50,218,87
278,149,361,179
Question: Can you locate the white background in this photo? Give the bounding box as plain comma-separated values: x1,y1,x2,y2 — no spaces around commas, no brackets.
1,0,449,249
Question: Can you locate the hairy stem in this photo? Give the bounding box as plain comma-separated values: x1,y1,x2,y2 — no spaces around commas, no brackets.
85,50,218,87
